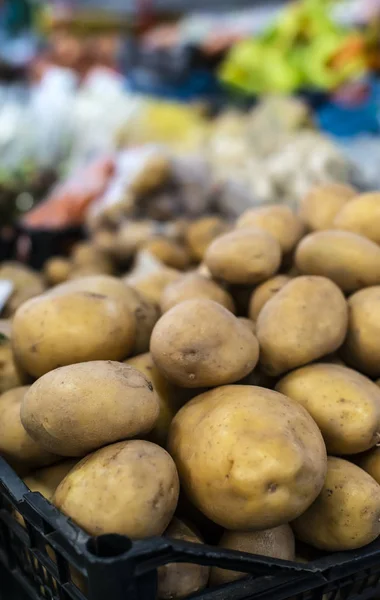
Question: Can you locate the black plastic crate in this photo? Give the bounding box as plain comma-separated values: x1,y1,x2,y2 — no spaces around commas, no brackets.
1,457,380,600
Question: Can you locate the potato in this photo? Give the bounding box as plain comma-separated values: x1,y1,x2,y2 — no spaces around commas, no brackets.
0,387,58,473
54,440,179,538
12,288,136,378
48,275,158,355
276,364,380,454
158,518,209,599
24,459,78,501
114,221,158,261
150,300,259,388
71,242,114,274
357,447,380,485
21,361,159,457
237,205,304,254
130,268,181,305
341,287,380,377
142,238,191,270
299,183,357,231
0,324,22,393
205,228,281,285
333,192,380,244
168,385,327,530
210,525,295,586
185,216,229,262
125,353,184,447
43,257,71,286
295,231,380,293
0,262,46,317
237,317,256,335
248,275,291,322
160,273,235,314
293,457,380,551
256,276,348,376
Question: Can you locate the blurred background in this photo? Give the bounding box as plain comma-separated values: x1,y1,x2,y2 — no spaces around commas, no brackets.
0,0,379,266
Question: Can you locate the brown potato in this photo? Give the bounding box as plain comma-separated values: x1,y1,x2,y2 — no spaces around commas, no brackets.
205,228,281,285
295,230,380,293
125,353,184,447
0,262,46,317
299,183,357,231
248,275,291,322
150,299,259,388
210,525,295,585
142,238,191,270
12,287,136,378
341,287,380,377
293,457,380,551
21,361,159,457
333,192,380,243
158,518,209,599
24,460,78,501
0,387,58,473
256,276,348,376
185,216,229,262
276,364,380,454
237,205,304,254
43,257,71,286
54,440,179,538
168,385,327,530
160,273,235,314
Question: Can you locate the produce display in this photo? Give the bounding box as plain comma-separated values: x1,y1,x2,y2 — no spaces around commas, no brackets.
3,183,380,597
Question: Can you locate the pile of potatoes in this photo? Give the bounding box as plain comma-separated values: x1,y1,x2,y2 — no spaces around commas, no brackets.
4,183,380,598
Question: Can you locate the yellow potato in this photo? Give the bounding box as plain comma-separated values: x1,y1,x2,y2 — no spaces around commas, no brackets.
357,447,380,485
131,268,181,305
0,323,22,393
248,275,291,322
142,238,191,270
54,440,179,538
0,262,46,317
341,287,380,377
150,299,259,388
205,228,281,285
12,288,136,378
237,205,304,254
237,317,256,335
158,518,209,599
185,216,229,262
333,192,380,243
295,230,380,293
125,353,184,447
256,276,348,376
71,242,114,274
276,364,380,454
160,273,235,314
293,457,380,551
168,385,327,530
43,257,71,286
299,183,357,231
21,361,159,457
0,387,58,473
24,460,78,501
211,525,295,585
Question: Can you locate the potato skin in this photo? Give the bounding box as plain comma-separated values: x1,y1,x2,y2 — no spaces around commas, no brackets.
256,276,348,376
21,361,159,457
150,299,259,388
299,183,357,231
0,262,46,317
276,364,380,454
158,518,209,599
168,385,327,530
160,273,235,314
12,290,136,378
358,447,380,485
341,287,380,377
237,205,304,254
142,238,190,270
293,457,380,551
0,387,58,473
44,257,71,286
54,440,179,538
24,459,78,501
211,525,295,586
333,192,380,244
185,216,229,262
205,228,281,285
249,275,291,322
295,230,380,293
